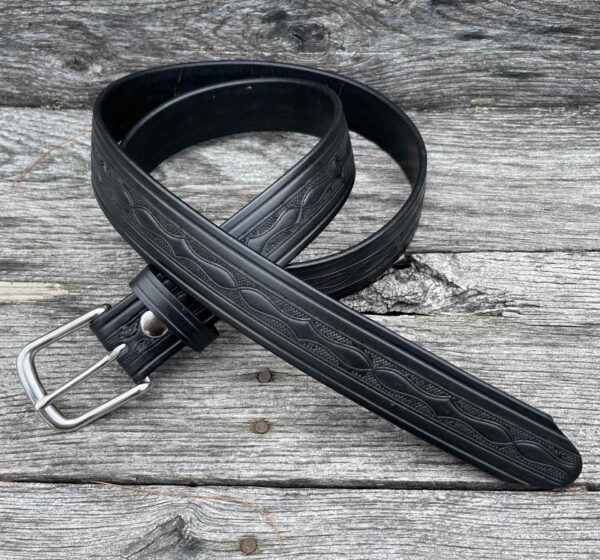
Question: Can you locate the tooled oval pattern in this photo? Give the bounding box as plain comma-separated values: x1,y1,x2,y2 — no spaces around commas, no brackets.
91,138,578,483
240,135,352,256
196,259,238,290
439,418,567,482
454,399,578,465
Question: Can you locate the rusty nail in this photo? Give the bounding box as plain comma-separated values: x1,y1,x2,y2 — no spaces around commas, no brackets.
240,536,258,555
253,419,270,434
257,367,273,383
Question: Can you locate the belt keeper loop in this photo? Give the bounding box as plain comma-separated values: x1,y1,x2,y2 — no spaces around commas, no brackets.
130,266,218,352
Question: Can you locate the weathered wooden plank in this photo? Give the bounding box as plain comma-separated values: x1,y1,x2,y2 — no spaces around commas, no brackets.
1,1,599,110
1,102,598,487
0,482,598,559
1,1,597,549
4,239,600,329
1,309,597,487
2,106,599,252
344,252,600,326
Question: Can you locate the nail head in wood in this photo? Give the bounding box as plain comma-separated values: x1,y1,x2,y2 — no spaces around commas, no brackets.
239,536,258,555
257,367,273,383
253,420,270,434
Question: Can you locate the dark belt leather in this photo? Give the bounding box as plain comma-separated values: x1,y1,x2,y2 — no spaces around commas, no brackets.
17,61,582,489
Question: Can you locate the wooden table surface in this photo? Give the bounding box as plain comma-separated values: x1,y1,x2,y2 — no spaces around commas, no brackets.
1,2,599,558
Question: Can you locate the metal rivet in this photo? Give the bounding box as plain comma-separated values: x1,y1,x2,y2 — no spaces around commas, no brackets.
257,368,273,383
239,537,258,555
139,310,168,338
253,420,270,434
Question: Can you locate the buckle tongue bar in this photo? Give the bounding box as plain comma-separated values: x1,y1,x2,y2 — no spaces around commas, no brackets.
17,306,151,432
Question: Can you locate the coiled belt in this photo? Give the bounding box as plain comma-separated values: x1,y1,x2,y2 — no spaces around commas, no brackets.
17,61,582,488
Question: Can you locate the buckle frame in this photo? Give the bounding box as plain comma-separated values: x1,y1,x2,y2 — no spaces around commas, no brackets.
17,306,151,432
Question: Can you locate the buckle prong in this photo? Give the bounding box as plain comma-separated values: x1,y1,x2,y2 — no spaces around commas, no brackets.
17,306,151,431
34,343,127,411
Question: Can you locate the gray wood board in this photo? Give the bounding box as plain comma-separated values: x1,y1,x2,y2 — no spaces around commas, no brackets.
1,103,598,488
1,1,599,110
0,482,598,559
1,311,597,488
2,106,600,253
1,1,599,555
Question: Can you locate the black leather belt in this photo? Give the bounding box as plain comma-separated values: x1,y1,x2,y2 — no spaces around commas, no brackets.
17,61,582,489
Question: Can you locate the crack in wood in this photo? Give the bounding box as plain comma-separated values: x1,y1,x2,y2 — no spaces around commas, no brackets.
125,512,204,559
342,255,525,316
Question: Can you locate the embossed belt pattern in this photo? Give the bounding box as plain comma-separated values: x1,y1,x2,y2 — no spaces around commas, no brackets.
17,61,582,489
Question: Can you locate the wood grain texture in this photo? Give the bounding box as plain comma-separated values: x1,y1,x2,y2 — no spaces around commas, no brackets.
0,482,598,559
1,3,599,550
1,310,597,488
1,103,598,488
0,0,600,548
0,1,599,110
2,106,600,253
344,251,600,326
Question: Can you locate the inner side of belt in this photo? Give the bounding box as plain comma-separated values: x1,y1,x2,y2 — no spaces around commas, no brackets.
48,62,586,488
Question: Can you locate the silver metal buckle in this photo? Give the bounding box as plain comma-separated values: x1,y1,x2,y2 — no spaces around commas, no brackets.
17,306,151,432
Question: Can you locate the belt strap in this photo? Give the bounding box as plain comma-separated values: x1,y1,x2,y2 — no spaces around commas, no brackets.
17,61,582,489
